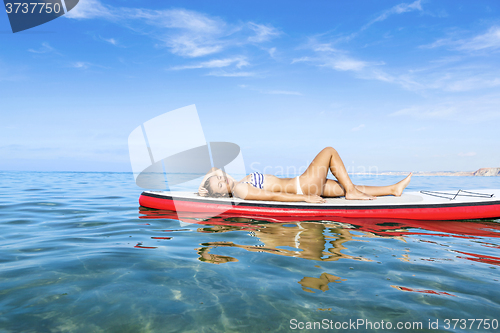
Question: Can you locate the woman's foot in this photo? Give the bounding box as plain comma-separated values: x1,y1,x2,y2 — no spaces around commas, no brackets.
345,187,376,200
393,172,413,197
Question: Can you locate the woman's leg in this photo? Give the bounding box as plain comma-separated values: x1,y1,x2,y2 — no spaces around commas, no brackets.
322,175,412,198
300,147,411,200
299,147,373,200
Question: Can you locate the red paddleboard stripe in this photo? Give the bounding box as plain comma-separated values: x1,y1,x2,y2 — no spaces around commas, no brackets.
139,193,500,221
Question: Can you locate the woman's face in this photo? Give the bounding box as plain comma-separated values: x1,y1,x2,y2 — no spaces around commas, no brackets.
208,175,232,196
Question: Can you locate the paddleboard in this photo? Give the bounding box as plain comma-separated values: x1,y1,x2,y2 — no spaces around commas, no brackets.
139,189,500,221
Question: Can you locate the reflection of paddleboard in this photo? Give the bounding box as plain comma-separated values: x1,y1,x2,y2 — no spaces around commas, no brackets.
138,206,500,239
139,189,500,221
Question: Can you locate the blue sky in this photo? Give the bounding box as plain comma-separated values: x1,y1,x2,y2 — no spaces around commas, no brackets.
1,0,499,173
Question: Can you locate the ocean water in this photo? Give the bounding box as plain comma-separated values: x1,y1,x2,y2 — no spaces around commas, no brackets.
1,171,499,333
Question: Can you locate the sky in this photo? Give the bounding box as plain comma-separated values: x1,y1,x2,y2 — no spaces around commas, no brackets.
1,0,499,174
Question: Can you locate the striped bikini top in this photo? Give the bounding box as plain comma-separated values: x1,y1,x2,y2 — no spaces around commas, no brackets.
243,172,265,189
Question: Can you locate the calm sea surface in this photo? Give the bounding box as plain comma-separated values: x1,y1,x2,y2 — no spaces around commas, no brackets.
1,172,499,333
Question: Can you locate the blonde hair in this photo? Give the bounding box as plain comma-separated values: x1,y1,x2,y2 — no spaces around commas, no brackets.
203,176,231,198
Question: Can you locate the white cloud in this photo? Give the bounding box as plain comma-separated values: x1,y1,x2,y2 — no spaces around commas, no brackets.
291,56,312,64
247,23,281,42
391,105,456,119
337,0,422,42
290,1,425,84
290,1,428,90
266,90,302,96
268,47,277,58
294,37,500,93
28,42,56,54
101,37,118,46
65,0,113,19
395,64,500,92
389,95,500,122
457,26,500,51
293,54,370,72
399,26,500,93
207,71,256,77
238,85,301,95
304,45,500,93
292,41,374,73
71,62,91,69
444,77,500,92
420,38,450,50
65,2,280,59
333,0,423,43
422,26,500,52
370,0,422,24
351,124,365,131
167,36,223,57
313,43,336,53
127,8,224,33
136,9,226,57
323,57,369,72
458,152,477,157
170,56,249,70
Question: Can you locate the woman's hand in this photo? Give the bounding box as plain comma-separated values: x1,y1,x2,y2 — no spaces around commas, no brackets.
198,186,208,197
304,195,326,204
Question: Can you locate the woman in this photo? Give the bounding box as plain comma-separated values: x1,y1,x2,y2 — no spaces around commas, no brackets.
198,147,412,203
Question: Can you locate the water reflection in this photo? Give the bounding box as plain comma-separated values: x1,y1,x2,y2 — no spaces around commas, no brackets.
299,273,346,293
391,285,457,297
138,207,500,293
197,246,239,264
138,207,500,240
195,221,372,263
455,250,500,265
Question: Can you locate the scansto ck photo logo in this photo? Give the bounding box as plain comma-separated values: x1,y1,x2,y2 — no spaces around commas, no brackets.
128,105,246,224
4,0,79,32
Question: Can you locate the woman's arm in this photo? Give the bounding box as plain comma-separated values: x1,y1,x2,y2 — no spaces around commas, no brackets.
200,168,236,187
200,167,220,186
199,167,238,196
233,185,325,203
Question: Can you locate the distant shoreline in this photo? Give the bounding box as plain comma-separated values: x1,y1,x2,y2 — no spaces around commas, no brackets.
352,167,500,177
